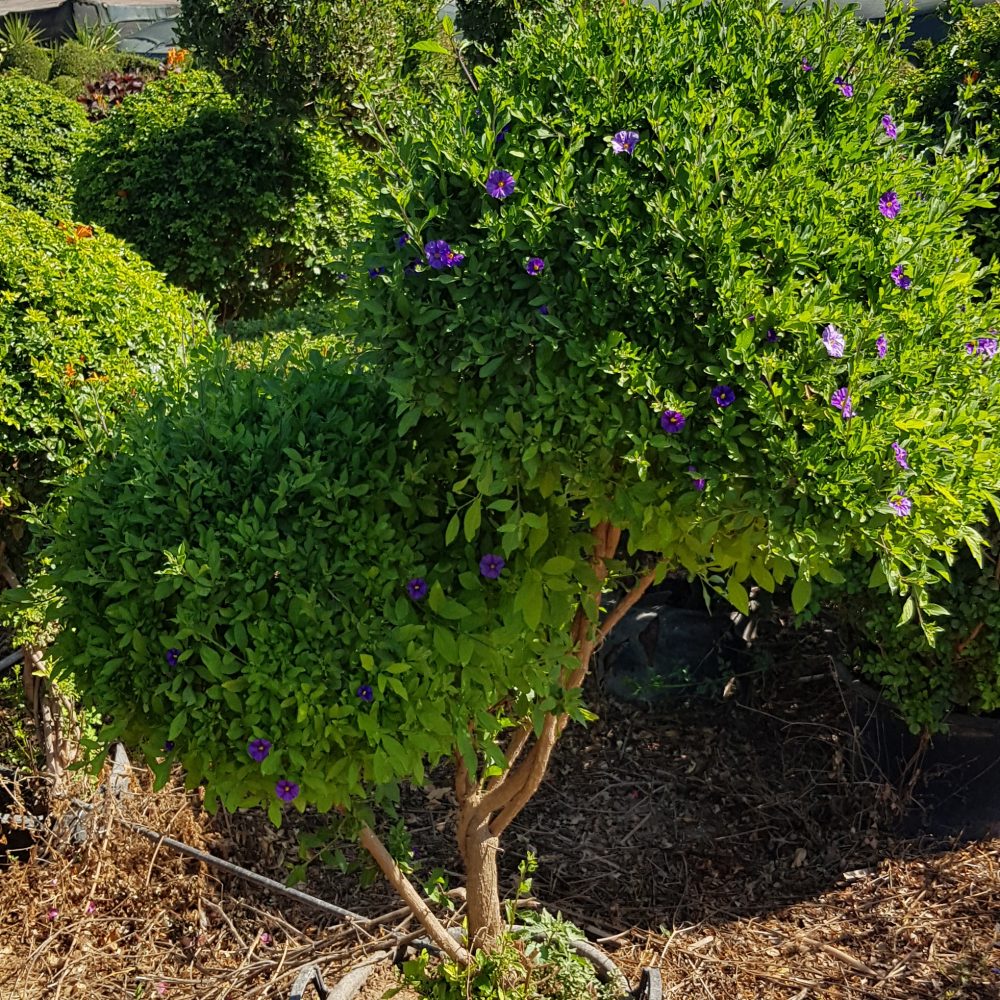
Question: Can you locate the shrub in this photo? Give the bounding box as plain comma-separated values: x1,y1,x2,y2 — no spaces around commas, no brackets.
0,197,210,573
1,41,52,81
456,0,538,54
221,301,358,367
0,72,89,217
819,520,1000,732
177,0,441,120
42,0,1000,969
360,0,1000,609
908,0,1000,263
48,39,122,86
49,73,85,99
73,70,375,317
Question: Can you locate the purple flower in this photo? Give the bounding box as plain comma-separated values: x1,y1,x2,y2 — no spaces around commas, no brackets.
611,130,640,155
747,314,756,323
357,684,374,703
479,553,505,579
660,409,686,433
165,648,181,668
688,466,706,491
766,327,778,343
368,267,386,279
891,265,911,289
802,58,813,72
821,324,845,358
248,738,271,763
888,494,912,517
892,442,909,470
876,335,888,359
830,387,855,419
525,257,545,276
406,577,428,601
834,76,853,98
486,170,516,199
879,190,901,220
495,123,511,144
882,114,898,139
424,240,462,270
163,740,175,752
537,305,549,316
978,337,998,358
395,233,411,249
711,385,736,408
275,780,299,802
404,259,420,277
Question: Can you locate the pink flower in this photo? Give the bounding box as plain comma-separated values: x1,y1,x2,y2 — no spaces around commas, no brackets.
260,932,272,946
46,908,59,921
85,901,96,915
154,983,168,997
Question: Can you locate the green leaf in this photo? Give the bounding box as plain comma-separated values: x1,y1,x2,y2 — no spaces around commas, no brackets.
541,556,575,575
725,576,750,615
411,39,451,55
445,513,460,546
463,496,482,542
791,576,812,614
515,570,544,629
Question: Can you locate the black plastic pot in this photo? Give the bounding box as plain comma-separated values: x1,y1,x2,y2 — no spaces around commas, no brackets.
837,664,1000,839
0,765,47,867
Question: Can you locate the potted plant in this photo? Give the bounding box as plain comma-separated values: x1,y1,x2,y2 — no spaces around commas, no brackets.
819,517,1000,837
40,0,1000,993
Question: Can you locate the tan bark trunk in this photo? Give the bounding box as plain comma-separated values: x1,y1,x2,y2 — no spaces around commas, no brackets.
460,812,504,953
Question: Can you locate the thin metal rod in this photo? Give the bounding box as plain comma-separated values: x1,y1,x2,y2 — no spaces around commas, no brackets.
123,818,373,926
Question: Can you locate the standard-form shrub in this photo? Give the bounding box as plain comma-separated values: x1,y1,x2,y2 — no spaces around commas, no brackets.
0,72,89,218
73,70,375,317
177,0,441,120
43,0,1000,969
0,198,210,572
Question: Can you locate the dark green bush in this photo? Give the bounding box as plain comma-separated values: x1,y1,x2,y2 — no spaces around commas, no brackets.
177,0,441,120
1,41,52,81
73,70,375,318
0,197,210,573
49,73,85,98
0,72,89,217
48,39,121,84
456,0,538,54
908,0,1000,262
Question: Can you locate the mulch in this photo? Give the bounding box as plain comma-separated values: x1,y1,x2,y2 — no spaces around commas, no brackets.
1,613,998,999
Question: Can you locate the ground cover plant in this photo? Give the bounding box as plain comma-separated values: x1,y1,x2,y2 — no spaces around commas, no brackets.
0,72,89,218
38,0,1000,990
73,69,375,318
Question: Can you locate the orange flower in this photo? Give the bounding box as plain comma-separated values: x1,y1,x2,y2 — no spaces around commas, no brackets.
74,225,94,240
166,48,189,68
64,363,76,380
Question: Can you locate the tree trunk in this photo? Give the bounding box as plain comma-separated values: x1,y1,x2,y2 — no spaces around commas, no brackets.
462,814,504,954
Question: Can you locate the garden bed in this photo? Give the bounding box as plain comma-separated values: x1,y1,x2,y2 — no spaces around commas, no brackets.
1,617,997,999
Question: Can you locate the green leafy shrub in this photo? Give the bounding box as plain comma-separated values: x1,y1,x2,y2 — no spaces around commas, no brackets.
48,39,121,82
907,0,1000,263
0,72,89,217
177,0,441,120
360,0,1000,612
49,73,85,99
221,301,358,367
73,70,375,317
0,198,210,574
40,0,1000,970
43,352,584,820
1,41,52,81
456,0,539,55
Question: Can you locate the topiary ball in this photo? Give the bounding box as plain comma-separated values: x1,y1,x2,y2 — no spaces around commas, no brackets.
0,72,89,217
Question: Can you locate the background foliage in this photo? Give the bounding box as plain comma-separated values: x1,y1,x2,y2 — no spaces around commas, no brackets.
73,70,375,318
177,0,442,121
0,198,209,574
0,72,89,218
359,0,1000,621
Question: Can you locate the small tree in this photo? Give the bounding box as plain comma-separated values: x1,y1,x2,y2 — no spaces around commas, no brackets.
43,0,1000,975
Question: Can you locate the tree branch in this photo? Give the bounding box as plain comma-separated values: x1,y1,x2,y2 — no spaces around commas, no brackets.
359,825,471,966
594,569,657,650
